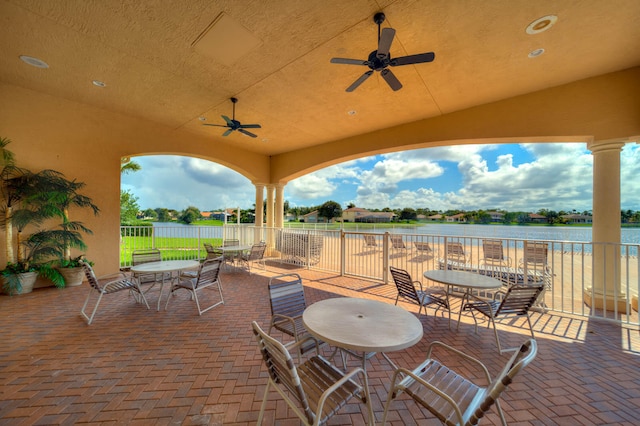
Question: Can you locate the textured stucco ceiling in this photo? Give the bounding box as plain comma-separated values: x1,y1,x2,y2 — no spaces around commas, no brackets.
2,0,640,156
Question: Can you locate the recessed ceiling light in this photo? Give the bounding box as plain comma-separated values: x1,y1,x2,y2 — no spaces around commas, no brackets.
526,15,558,35
199,116,206,121
261,138,269,143
19,55,49,69
528,48,545,58
92,80,106,87
348,110,357,115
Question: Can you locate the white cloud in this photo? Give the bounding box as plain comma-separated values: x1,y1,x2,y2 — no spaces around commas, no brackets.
121,143,639,214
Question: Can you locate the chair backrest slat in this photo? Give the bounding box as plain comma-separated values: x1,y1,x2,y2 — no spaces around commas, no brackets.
446,242,467,266
390,267,421,304
195,258,222,289
483,240,505,261
496,284,544,315
248,242,266,261
252,321,314,424
132,248,162,265
82,262,101,291
269,275,307,318
522,241,548,266
390,235,406,249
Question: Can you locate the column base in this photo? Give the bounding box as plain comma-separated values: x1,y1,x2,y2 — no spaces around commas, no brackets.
632,295,638,312
584,288,629,311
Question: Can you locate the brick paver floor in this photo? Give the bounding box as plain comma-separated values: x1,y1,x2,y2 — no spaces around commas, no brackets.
1,262,639,425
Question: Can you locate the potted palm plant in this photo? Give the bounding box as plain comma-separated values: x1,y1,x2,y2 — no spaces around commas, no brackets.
27,172,99,286
0,136,99,292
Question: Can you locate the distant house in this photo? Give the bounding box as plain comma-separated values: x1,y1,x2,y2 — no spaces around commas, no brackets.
356,212,394,223
428,214,444,221
528,213,547,223
200,211,213,219
284,212,297,222
416,214,427,221
210,211,228,221
446,213,466,223
487,211,505,222
303,210,327,223
562,214,593,224
341,207,394,223
341,207,370,223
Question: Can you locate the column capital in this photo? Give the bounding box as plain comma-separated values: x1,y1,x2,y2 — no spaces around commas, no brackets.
587,139,626,154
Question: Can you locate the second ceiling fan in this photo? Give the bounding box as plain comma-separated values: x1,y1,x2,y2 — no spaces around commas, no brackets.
203,97,261,138
331,12,435,92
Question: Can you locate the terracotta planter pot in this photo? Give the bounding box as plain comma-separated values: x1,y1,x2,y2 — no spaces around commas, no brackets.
2,271,38,295
57,267,85,287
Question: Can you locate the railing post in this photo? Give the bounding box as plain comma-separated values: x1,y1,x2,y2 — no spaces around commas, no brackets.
340,230,346,276
383,232,390,284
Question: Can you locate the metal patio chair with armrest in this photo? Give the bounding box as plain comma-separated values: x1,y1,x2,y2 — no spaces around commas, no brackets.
203,242,223,259
390,266,451,328
222,238,241,267
252,321,375,426
459,283,544,353
441,241,471,297
80,260,149,325
268,273,327,361
131,248,166,286
238,241,266,274
382,339,538,426
165,257,224,315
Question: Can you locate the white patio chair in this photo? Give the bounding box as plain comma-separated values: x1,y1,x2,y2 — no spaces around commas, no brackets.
80,260,149,325
252,321,375,425
382,339,538,425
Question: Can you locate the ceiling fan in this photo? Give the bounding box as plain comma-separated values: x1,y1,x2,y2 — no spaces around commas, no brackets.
330,12,435,92
203,97,261,138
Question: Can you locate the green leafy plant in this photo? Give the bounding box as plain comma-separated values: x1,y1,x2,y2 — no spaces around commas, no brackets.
0,136,99,291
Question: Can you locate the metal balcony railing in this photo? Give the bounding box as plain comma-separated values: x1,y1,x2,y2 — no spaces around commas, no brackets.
120,225,640,326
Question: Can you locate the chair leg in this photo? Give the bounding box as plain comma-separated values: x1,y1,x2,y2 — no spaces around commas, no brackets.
81,290,104,325
257,379,273,425
494,399,508,426
489,316,503,353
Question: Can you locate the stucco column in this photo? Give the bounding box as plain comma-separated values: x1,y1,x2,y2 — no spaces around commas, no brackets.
265,185,275,254
275,184,285,229
584,140,627,310
254,183,265,243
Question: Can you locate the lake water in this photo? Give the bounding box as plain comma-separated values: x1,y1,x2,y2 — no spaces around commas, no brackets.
151,222,640,245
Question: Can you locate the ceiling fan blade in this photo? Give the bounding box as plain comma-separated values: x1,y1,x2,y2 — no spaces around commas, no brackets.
331,57,368,66
222,129,233,137
377,28,396,59
202,123,229,128
346,70,373,92
238,129,258,138
239,123,261,129
381,68,402,91
391,52,435,66
221,115,233,126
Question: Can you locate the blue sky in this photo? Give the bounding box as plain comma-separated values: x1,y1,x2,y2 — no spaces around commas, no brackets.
121,142,640,213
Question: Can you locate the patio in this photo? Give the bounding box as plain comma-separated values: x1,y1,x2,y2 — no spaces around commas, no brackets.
2,263,639,425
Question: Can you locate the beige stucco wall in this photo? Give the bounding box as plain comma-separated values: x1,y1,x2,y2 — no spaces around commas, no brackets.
271,67,640,182
0,82,269,275
1,66,639,276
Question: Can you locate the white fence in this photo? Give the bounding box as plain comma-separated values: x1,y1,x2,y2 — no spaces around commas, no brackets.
120,225,640,326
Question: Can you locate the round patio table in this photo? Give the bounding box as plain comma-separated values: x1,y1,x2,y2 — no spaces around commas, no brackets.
130,260,200,311
303,297,423,369
423,269,503,324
